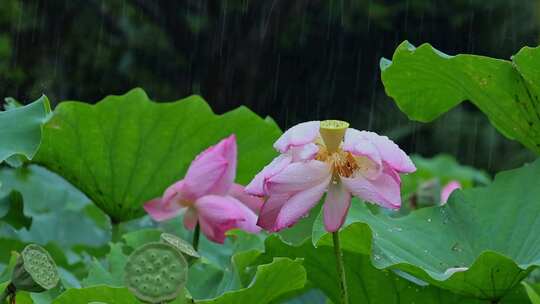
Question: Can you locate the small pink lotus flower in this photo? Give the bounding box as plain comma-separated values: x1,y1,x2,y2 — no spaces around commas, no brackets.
246,120,415,232
440,181,462,204
144,135,262,243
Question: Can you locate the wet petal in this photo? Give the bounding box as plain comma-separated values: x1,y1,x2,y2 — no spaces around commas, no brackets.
163,179,193,203
245,154,292,196
355,155,383,180
290,143,319,161
194,194,261,242
323,181,351,232
383,163,401,184
144,197,182,222
274,175,331,231
343,129,382,166
345,129,415,173
195,195,245,224
256,194,289,231
342,165,402,210
226,196,261,233
198,215,237,244
229,183,263,213
441,181,462,204
144,180,186,221
274,121,320,153
208,134,237,194
267,160,331,194
184,135,237,198
184,155,227,198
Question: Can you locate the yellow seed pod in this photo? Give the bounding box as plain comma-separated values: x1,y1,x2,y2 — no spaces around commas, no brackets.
320,120,349,153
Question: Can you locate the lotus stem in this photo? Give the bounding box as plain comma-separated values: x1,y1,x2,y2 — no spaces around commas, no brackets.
192,222,200,252
0,283,15,304
332,231,349,304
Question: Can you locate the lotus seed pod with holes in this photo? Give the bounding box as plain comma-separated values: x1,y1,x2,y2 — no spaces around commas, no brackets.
11,244,59,293
124,242,188,303
320,120,349,153
160,233,200,259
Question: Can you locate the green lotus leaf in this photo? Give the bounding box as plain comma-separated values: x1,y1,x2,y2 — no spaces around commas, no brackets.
121,229,163,251
255,236,531,304
82,243,127,288
0,165,111,250
0,96,51,163
512,46,540,105
381,41,540,154
33,88,281,222
185,229,266,300
51,285,140,304
0,252,18,282
523,282,540,304
313,159,540,299
0,191,32,230
197,258,306,304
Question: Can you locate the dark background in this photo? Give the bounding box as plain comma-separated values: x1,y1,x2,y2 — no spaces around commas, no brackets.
1,0,538,173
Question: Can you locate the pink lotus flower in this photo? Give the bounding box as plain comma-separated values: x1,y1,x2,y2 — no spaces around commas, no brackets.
440,180,462,204
144,135,262,243
246,120,415,232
